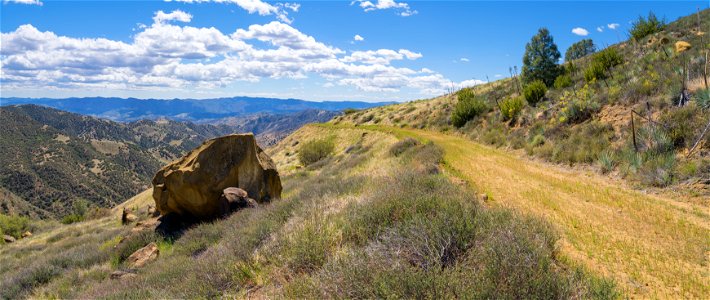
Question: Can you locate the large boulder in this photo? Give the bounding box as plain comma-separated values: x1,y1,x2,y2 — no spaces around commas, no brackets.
152,134,281,220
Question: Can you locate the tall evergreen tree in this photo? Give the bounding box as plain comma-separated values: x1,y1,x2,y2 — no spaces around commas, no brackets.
521,28,562,86
565,39,596,62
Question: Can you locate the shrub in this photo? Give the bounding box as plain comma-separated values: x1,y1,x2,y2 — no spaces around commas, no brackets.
523,80,547,106
530,134,546,147
565,38,596,61
584,62,607,83
451,88,489,128
298,138,335,166
630,12,666,41
550,122,613,164
553,74,572,89
637,152,676,187
594,48,623,70
695,88,710,110
659,106,703,149
389,138,420,157
60,214,84,225
499,96,525,121
342,108,359,115
559,84,600,124
0,214,31,239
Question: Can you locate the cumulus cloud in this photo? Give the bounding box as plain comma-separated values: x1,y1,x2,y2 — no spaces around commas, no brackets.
341,49,421,65
596,26,603,32
168,0,294,23
351,0,417,17
353,34,364,42
460,58,469,62
571,27,589,36
3,0,42,5
1,13,462,97
153,10,193,24
607,23,620,30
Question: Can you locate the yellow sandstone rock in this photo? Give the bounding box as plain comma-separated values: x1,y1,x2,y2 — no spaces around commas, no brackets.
675,41,691,53
152,134,282,220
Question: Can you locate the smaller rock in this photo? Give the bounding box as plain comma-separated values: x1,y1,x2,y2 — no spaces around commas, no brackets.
480,193,489,201
219,187,258,216
21,231,32,238
147,206,156,216
125,214,138,223
125,242,159,268
132,217,160,233
110,270,137,280
3,235,16,243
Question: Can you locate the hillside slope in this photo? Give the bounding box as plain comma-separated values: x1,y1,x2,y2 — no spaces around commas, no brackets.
0,124,616,299
0,105,337,217
335,124,707,298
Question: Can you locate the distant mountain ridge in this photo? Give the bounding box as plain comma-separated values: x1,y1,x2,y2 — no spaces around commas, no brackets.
0,96,392,122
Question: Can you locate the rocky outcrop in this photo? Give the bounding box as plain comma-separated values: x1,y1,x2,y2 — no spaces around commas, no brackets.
125,242,159,268
152,134,281,220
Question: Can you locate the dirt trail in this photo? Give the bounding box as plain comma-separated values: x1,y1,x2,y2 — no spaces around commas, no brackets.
333,124,709,298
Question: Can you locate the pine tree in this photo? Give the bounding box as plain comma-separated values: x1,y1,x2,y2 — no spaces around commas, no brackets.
565,39,596,62
521,28,562,87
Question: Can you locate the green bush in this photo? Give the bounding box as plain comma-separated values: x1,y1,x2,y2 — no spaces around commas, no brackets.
60,214,84,225
553,74,572,89
630,12,666,41
559,84,600,124
584,62,607,83
523,80,547,106
499,96,525,121
595,48,623,70
298,138,335,166
0,214,31,239
451,88,489,128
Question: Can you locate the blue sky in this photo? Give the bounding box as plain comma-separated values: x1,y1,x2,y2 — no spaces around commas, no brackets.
1,1,706,102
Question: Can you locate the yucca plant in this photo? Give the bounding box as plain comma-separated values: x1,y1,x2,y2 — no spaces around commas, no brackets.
597,150,616,174
695,88,710,110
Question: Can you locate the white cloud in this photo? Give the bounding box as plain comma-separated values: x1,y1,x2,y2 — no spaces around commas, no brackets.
3,0,42,5
596,26,603,32
460,57,469,62
607,23,620,30
283,2,299,12
351,0,417,17
1,15,460,97
168,0,294,23
341,49,421,65
153,10,193,24
494,74,502,78
571,27,589,36
353,34,364,42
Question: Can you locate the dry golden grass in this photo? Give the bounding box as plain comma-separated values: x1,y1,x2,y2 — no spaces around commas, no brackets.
323,123,709,298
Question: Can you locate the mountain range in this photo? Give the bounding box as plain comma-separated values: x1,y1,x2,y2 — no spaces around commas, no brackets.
0,97,392,123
